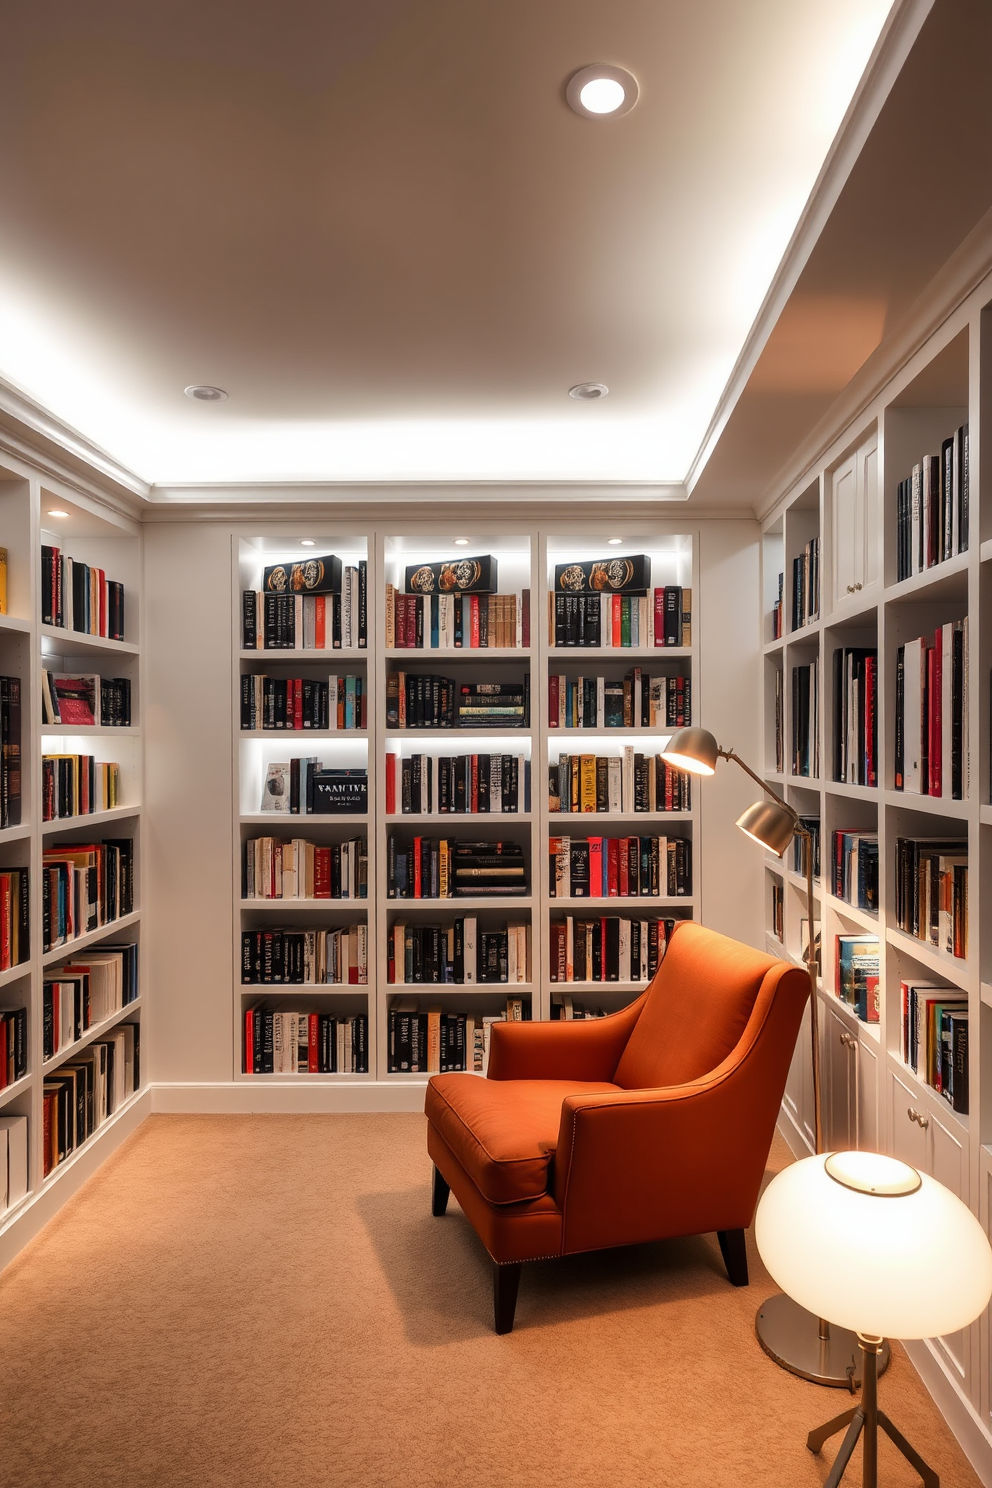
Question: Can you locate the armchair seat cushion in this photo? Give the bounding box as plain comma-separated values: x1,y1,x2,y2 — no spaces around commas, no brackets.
426,1073,619,1205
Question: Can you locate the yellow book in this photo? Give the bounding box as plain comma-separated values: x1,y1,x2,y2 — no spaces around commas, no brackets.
580,755,597,813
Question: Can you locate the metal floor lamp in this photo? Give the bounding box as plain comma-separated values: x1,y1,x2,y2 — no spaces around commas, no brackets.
662,726,889,1388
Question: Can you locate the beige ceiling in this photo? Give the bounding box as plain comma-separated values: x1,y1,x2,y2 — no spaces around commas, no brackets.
0,0,900,493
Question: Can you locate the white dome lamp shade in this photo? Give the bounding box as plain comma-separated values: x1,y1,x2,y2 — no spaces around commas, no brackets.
756,1151,992,1487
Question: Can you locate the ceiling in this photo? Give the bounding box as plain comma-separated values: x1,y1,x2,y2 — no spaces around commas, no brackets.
0,0,899,496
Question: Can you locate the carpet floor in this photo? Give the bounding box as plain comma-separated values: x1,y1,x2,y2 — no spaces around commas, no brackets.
0,1113,983,1488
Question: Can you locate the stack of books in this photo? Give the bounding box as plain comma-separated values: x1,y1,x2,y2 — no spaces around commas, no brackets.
894,621,968,797
242,556,367,649
895,426,969,581
0,677,20,829
831,647,877,786
549,750,690,813
240,673,367,731
42,755,121,820
243,1009,368,1073
386,838,527,899
900,980,968,1113
42,840,133,951
385,753,529,814
548,669,689,728
241,926,368,985
387,998,526,1074
43,1026,139,1176
791,538,819,629
549,914,678,982
242,836,367,900
836,934,879,1022
41,546,126,640
386,673,529,729
831,831,878,911
549,835,691,898
388,918,528,984
894,837,967,957
43,944,139,1057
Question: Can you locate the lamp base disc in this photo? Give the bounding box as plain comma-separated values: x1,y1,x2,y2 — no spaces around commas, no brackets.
755,1293,891,1388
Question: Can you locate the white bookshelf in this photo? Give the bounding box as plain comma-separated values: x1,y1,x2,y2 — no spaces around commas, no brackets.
758,295,992,1432
0,471,146,1268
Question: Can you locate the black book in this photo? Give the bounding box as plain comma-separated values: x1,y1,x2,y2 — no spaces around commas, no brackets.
358,559,368,647
570,840,590,897
242,590,257,648
663,587,681,647
263,555,341,595
311,771,368,815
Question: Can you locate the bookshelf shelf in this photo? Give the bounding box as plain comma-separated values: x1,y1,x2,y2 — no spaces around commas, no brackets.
0,614,32,637
550,896,694,909
388,982,533,995
884,926,970,984
549,726,675,737
239,812,370,826
884,790,970,819
0,823,31,845
388,896,535,912
0,1073,32,1110
240,898,369,910
546,646,689,661
825,894,878,933
38,1084,144,1192
385,813,533,825
883,548,969,603
385,648,531,661
41,805,139,833
239,729,369,740
40,624,139,657
238,648,367,662
549,811,692,824
0,963,30,991
40,723,139,737
826,780,880,802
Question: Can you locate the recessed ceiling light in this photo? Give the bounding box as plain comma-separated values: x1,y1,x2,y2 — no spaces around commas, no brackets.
47,509,70,518
566,65,639,119
608,537,623,546
453,538,470,546
569,383,609,400
184,385,228,401
300,540,316,547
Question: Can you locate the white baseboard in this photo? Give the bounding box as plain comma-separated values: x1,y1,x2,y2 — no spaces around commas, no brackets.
150,1080,427,1114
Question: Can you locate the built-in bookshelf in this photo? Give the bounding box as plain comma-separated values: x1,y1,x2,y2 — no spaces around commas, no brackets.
231,527,699,1083
759,310,990,1423
0,475,145,1268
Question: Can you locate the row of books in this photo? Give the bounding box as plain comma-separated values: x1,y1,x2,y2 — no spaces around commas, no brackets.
43,944,139,1059
241,926,369,985
1,1114,27,1212
42,839,134,952
894,837,967,958
242,567,368,650
550,587,690,648
42,754,121,821
242,836,368,900
548,670,690,730
549,835,692,899
386,838,526,899
40,546,126,641
831,648,877,787
772,668,784,773
831,831,878,912
894,622,968,798
387,999,527,1074
0,869,29,969
385,753,529,815
0,676,21,829
792,817,821,880
894,426,969,582
385,588,529,650
243,1009,369,1073
549,751,691,815
770,881,784,940
0,1007,26,1088
387,918,529,985
549,915,680,983
41,671,132,727
550,996,609,1019
240,673,367,731
43,1025,139,1176
900,980,968,1114
836,934,879,1022
791,537,819,630
260,761,367,816
791,662,820,777
386,673,529,730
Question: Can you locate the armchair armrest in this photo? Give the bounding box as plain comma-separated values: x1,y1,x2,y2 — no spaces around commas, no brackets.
487,994,646,1082
552,964,808,1253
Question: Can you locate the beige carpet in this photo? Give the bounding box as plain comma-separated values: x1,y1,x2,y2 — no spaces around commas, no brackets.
0,1114,983,1488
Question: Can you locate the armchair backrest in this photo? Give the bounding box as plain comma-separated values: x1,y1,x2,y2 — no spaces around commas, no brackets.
612,920,792,1090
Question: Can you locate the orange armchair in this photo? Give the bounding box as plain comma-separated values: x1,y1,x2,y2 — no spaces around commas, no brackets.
424,921,809,1332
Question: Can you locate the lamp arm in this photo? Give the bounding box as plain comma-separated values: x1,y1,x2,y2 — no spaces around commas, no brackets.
718,746,822,1154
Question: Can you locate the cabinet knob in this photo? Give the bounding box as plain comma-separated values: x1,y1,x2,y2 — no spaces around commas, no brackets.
854,582,863,591
839,1031,854,1047
907,1107,930,1131
846,584,855,593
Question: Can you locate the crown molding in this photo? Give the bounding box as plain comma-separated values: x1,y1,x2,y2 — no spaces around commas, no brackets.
144,479,690,507
754,201,992,522
684,0,934,498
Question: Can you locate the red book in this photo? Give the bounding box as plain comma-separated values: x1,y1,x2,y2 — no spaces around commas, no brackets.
314,848,331,897
675,676,685,726
469,596,480,648
359,681,368,730
606,838,620,896
588,837,604,899
98,572,107,637
928,640,941,796
315,595,326,649
0,875,10,970
400,596,412,648
522,589,530,648
470,756,478,813
385,754,396,815
611,595,622,648
244,1009,254,1073
290,678,300,731
654,589,664,645
309,1012,319,1071
549,674,559,727
349,950,359,985
413,837,423,898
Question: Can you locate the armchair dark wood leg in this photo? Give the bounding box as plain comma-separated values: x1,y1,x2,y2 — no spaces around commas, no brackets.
717,1228,749,1287
493,1262,522,1334
431,1164,450,1217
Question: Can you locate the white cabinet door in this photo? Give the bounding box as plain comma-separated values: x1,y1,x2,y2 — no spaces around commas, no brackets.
860,438,879,591
823,1004,855,1150
928,1102,970,1384
854,1035,879,1151
888,1066,928,1170
832,454,859,607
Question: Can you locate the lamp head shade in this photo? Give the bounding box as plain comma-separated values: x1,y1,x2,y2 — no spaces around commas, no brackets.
735,798,797,856
662,727,720,776
755,1153,992,1341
